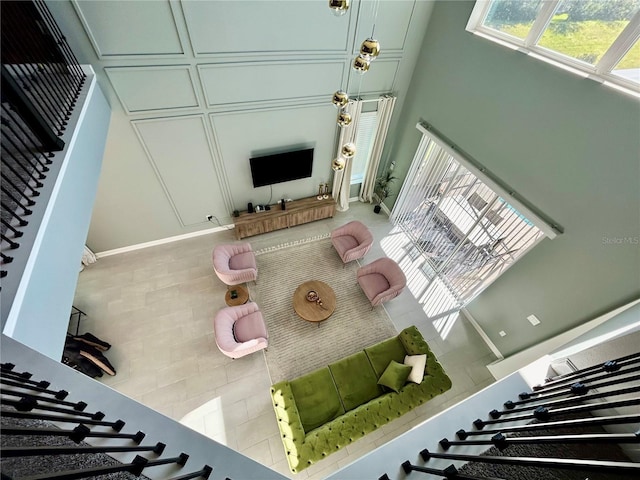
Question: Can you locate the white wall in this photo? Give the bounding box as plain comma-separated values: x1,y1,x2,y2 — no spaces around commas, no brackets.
0,335,287,480
387,0,640,358
48,0,435,252
3,76,111,360
327,373,530,480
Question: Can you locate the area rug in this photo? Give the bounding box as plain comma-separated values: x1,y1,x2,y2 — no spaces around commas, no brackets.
249,235,398,384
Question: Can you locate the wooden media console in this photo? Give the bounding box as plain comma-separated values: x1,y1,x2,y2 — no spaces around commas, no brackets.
233,195,335,240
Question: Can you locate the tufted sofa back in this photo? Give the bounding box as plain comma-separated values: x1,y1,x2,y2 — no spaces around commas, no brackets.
270,326,452,473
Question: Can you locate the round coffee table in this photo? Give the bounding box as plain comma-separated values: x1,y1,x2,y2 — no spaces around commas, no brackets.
293,280,336,324
225,284,249,307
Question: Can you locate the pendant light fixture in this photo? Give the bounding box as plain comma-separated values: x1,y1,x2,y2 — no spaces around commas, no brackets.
332,157,346,171
332,90,349,108
328,0,349,16
337,110,352,127
341,142,356,158
353,54,370,74
360,37,380,58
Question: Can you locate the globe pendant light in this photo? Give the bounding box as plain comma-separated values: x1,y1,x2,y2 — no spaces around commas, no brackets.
360,37,380,58
328,0,349,16
337,111,352,127
353,54,370,74
332,157,346,171
332,90,349,108
341,142,356,158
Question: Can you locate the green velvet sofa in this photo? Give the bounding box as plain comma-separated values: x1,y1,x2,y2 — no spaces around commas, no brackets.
270,325,452,473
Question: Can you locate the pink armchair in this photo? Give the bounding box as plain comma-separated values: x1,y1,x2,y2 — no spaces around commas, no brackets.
331,220,374,264
214,302,268,359
357,257,406,307
212,243,257,286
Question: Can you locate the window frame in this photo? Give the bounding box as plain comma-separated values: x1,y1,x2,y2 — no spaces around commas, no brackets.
466,0,640,97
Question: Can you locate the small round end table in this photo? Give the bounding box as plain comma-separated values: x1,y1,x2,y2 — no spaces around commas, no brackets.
225,284,249,307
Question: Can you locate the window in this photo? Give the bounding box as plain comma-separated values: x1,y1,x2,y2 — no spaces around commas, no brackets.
467,0,640,96
350,111,379,185
389,123,556,320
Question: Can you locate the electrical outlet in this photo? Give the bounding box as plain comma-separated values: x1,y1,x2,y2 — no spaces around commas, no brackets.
527,314,541,326
499,330,507,337
206,215,212,221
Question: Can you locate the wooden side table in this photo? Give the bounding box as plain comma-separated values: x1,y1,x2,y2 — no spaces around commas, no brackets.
225,284,250,307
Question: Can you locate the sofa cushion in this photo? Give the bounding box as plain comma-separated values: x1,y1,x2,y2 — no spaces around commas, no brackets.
332,235,359,254
229,251,256,270
358,272,390,299
329,351,382,411
232,311,267,342
378,360,413,393
364,336,408,377
404,354,427,384
289,367,345,433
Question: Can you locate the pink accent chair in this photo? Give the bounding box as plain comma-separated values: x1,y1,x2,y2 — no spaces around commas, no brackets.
331,220,374,264
212,243,257,286
214,302,268,359
357,257,406,307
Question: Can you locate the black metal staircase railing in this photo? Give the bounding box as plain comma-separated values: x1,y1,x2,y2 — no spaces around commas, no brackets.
0,0,86,283
0,362,214,480
381,351,640,479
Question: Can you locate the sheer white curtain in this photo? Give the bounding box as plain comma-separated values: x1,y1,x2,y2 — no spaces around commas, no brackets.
389,125,548,319
359,95,396,203
332,99,363,212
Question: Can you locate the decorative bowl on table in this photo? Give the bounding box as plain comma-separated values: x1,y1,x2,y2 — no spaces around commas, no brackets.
306,290,319,302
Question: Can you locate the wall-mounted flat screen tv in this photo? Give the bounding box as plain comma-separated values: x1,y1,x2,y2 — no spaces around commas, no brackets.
249,147,314,188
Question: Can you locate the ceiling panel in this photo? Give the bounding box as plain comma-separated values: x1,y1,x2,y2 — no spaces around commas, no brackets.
181,0,354,56
132,115,226,226
352,58,400,94
106,66,199,114
72,0,184,57
199,61,345,108
353,0,416,55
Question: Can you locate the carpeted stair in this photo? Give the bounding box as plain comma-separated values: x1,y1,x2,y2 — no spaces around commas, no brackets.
457,412,634,480
1,407,151,480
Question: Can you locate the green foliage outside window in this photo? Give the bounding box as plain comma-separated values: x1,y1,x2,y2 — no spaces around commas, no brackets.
485,0,639,69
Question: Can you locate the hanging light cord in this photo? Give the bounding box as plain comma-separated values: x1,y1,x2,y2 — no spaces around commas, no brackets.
371,0,379,37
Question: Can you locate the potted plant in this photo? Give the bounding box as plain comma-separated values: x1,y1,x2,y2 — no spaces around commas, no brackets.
374,170,396,213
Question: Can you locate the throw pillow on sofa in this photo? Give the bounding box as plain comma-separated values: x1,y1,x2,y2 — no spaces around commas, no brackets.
364,336,408,377
404,354,427,384
377,360,413,393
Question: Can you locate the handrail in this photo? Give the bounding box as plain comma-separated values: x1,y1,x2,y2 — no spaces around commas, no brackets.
474,397,640,428
533,351,640,390
504,372,640,409
1,0,86,289
2,442,166,457
381,351,640,479
490,384,640,418
441,432,640,450
520,361,640,398
1,410,125,431
398,462,490,479
0,362,214,479
418,449,640,474
458,413,640,438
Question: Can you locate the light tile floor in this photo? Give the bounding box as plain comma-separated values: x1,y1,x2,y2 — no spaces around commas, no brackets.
73,202,497,479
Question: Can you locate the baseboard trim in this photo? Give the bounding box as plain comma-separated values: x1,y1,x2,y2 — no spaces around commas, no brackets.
461,307,504,360
96,224,234,258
